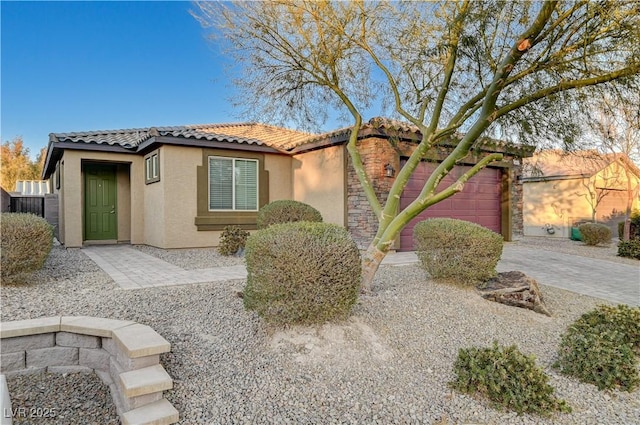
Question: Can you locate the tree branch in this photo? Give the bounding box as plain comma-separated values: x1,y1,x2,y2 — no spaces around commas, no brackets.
378,153,504,244
494,66,639,120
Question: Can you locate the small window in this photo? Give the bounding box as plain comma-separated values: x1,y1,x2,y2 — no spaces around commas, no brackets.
145,151,160,184
208,156,258,211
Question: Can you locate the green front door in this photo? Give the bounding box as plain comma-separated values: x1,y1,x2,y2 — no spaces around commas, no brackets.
84,164,117,240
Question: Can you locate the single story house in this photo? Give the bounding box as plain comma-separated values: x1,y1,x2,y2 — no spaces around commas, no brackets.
522,150,640,238
42,118,533,251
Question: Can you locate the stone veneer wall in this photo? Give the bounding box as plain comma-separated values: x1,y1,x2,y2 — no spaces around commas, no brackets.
510,161,525,237
346,137,526,248
0,316,179,425
346,137,399,249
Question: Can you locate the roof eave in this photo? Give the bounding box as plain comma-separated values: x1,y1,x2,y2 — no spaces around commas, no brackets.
291,125,536,158
521,173,592,182
142,136,287,154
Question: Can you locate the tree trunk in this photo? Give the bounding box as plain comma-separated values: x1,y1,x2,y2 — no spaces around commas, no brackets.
361,243,388,292
623,218,631,241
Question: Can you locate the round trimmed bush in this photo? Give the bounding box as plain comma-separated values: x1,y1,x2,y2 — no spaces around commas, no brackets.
256,200,323,229
244,222,360,325
578,223,611,246
413,218,503,285
1,213,54,280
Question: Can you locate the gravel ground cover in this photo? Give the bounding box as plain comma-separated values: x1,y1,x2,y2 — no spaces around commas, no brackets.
5,372,118,425
132,245,245,269
1,244,639,424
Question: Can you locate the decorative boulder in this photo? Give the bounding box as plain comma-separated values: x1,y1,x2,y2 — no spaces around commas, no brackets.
478,271,551,316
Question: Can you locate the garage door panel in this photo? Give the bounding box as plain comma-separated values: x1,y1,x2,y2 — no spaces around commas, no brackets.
452,199,475,210
477,199,498,209
399,160,501,251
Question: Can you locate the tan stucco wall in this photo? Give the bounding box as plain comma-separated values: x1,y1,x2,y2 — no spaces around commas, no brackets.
56,162,66,244
161,145,294,248
292,146,346,226
265,154,293,202
143,149,166,248
523,179,589,238
524,162,640,238
58,150,143,247
594,161,640,191
117,164,131,242
58,144,352,248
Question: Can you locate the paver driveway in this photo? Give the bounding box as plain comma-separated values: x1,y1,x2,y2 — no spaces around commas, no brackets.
382,245,639,306
83,244,639,305
496,244,639,306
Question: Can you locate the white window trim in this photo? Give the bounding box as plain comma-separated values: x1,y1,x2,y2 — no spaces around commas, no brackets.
208,156,259,212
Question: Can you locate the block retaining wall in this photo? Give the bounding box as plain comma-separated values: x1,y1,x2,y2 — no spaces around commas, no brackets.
0,316,178,425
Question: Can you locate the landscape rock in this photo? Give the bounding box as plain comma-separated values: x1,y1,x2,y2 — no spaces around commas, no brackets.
478,271,552,316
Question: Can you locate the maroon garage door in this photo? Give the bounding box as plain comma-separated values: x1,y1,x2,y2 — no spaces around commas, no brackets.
399,161,502,251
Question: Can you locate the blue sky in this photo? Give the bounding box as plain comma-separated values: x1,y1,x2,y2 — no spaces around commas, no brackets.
1,1,249,159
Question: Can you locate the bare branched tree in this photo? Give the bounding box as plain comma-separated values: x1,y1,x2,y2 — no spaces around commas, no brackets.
193,0,640,290
580,93,640,218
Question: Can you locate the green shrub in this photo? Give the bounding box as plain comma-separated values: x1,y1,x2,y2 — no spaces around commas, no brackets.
256,200,322,229
451,342,570,415
554,305,640,391
218,225,250,256
570,305,640,351
244,222,360,325
632,209,640,238
413,218,503,285
619,210,640,240
618,239,640,259
578,223,611,246
1,213,54,280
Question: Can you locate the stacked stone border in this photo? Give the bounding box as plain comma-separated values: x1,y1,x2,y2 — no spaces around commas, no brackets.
0,316,178,425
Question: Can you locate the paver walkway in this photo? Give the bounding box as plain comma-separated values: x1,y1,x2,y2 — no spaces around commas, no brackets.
83,244,639,305
83,245,247,290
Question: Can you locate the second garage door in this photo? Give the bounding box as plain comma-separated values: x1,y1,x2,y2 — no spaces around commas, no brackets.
399,161,502,251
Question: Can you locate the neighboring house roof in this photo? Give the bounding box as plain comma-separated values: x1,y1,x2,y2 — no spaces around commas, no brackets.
522,150,640,182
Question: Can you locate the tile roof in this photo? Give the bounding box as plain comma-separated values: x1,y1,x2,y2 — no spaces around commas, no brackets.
50,123,315,152
293,117,532,159
298,117,421,145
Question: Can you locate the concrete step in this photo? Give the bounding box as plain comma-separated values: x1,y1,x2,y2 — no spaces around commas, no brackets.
122,398,179,425
119,364,173,398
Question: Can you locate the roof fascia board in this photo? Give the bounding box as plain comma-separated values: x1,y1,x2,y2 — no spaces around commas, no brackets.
53,141,135,154
522,173,591,182
42,139,58,179
142,136,286,155
42,141,134,179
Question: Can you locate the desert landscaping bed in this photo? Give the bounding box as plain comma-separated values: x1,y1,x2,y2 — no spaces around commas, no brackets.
1,244,638,424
